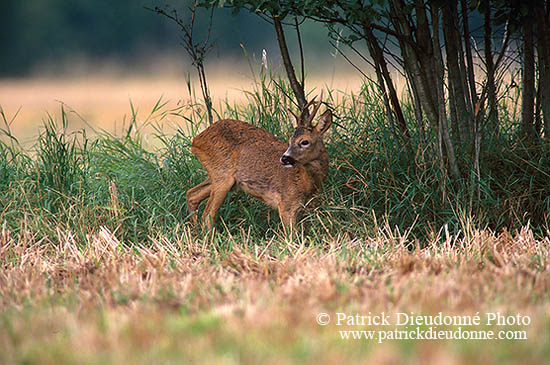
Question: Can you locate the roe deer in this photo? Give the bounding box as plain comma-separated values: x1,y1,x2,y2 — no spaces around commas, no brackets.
186,96,332,229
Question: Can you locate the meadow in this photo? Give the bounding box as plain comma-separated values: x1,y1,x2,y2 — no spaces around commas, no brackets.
1,69,549,364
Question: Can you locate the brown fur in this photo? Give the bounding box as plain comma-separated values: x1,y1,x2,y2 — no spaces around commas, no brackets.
187,103,332,229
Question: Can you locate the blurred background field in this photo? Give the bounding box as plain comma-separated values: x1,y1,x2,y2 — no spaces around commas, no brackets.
0,0,369,143
0,66,367,144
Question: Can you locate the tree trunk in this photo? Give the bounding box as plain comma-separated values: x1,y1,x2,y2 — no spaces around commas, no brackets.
521,21,536,140
535,6,550,137
484,3,499,133
432,6,462,181
413,0,438,96
272,15,308,111
374,63,397,136
461,0,478,108
448,81,460,143
388,0,438,127
363,25,409,139
535,74,542,134
407,74,426,149
442,1,472,145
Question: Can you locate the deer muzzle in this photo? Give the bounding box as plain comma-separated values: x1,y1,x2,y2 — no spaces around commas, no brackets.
280,154,296,168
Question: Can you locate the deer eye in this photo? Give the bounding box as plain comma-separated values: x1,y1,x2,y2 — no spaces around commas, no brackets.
300,140,310,147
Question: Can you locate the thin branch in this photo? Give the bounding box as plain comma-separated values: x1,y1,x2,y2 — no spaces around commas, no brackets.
295,17,305,95
328,40,374,82
273,14,307,109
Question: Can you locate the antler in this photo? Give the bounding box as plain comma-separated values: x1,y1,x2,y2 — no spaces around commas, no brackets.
304,91,323,127
289,91,324,128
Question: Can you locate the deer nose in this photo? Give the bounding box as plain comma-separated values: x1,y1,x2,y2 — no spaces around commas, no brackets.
280,154,296,167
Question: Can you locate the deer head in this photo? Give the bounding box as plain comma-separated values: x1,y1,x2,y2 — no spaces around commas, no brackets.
280,95,332,168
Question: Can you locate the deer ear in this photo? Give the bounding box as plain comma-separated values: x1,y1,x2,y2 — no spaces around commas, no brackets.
314,110,332,134
289,110,300,128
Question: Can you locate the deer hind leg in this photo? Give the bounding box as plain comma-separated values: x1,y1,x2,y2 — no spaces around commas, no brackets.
186,178,211,224
202,177,235,230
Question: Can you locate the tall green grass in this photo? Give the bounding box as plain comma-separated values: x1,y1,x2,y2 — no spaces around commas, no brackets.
0,74,549,248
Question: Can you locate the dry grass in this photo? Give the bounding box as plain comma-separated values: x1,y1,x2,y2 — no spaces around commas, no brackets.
1,223,549,364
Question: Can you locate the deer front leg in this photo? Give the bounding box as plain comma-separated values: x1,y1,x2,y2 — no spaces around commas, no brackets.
278,201,301,232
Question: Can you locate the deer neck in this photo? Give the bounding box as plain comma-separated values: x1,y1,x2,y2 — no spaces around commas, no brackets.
303,146,329,190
